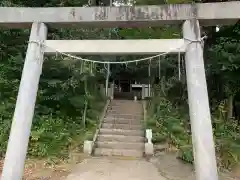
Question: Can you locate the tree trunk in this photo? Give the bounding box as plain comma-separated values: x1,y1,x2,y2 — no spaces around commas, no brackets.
82,78,88,128
227,95,234,120
82,100,88,129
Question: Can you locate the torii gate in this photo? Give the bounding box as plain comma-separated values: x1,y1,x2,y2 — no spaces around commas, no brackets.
0,2,240,180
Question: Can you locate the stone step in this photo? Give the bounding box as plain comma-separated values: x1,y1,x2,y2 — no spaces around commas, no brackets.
108,106,142,110
106,114,142,120
96,141,144,150
97,134,144,143
104,116,141,121
107,114,142,118
103,118,142,125
102,123,143,130
108,104,142,107
110,100,141,104
107,113,142,117
107,110,142,115
92,100,145,158
94,148,143,157
99,128,144,136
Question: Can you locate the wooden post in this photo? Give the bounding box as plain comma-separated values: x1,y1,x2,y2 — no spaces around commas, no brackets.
142,84,145,100
1,22,47,180
110,83,114,99
183,19,218,180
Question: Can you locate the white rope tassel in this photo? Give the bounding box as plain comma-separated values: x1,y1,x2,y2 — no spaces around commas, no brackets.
148,59,151,77
148,60,151,97
105,63,110,96
108,63,110,76
80,61,84,73
90,62,93,74
158,56,161,79
178,52,181,81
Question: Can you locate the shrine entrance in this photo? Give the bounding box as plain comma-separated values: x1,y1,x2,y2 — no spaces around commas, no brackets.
114,70,133,99
0,2,240,180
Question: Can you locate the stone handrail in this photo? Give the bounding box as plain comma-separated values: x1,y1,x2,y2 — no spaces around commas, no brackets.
142,100,147,128
84,99,110,155
92,99,110,145
142,100,154,156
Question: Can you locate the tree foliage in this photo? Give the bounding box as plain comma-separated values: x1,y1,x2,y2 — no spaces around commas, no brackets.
145,23,240,169
0,0,108,159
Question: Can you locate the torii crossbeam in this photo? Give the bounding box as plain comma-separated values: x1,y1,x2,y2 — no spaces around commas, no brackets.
1,2,240,180
44,39,186,55
0,2,239,28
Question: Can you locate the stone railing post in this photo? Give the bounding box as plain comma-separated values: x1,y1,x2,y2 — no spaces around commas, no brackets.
145,129,154,156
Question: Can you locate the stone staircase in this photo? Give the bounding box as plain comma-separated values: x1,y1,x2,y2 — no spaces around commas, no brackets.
94,100,145,157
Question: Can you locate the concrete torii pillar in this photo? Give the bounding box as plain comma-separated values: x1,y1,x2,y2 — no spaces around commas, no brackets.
1,22,47,180
183,19,218,180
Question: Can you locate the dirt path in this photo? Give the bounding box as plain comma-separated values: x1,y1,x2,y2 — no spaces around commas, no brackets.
0,153,86,180
65,157,167,180
1,153,238,179
63,155,237,180
149,152,238,180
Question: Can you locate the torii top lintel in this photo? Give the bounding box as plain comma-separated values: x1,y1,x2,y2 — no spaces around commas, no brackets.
0,1,239,28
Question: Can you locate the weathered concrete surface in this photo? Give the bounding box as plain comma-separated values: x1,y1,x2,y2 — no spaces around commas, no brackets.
0,2,239,28
183,19,218,180
65,157,167,180
145,143,154,156
149,152,236,180
83,140,93,155
44,39,186,55
1,22,48,180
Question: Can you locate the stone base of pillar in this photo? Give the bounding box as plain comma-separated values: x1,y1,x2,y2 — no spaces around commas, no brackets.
134,96,137,101
145,129,153,155
145,143,154,156
83,140,93,155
